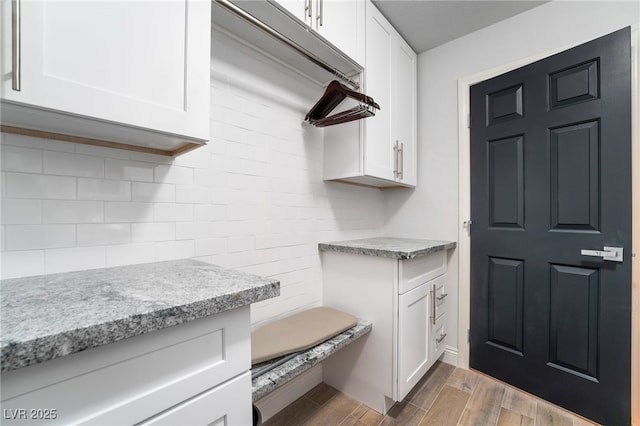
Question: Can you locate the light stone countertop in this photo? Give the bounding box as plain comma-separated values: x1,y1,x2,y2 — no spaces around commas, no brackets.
318,237,456,260
0,259,280,372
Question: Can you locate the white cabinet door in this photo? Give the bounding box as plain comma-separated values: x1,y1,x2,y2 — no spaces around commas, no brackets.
274,0,310,22
397,283,430,401
1,0,210,143
394,36,417,186
363,2,394,181
140,372,252,426
316,0,364,66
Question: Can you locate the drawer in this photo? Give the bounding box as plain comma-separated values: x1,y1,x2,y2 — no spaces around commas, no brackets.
399,251,446,294
140,372,252,426
431,274,448,320
1,307,250,425
431,314,447,362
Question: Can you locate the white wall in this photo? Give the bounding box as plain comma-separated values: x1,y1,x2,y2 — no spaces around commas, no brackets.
384,0,640,364
0,27,386,327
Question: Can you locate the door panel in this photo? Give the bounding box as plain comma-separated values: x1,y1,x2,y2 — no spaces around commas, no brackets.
470,27,631,425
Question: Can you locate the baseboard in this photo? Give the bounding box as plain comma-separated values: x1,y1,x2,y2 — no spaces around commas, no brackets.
253,364,323,423
442,345,458,366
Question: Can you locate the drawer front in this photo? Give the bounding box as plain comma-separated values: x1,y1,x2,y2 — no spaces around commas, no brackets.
431,315,447,362
399,251,446,294
1,307,250,425
140,372,252,426
431,274,448,320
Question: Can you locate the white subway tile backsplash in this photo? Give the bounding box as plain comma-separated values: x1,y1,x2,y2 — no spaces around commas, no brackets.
77,224,130,246
105,158,154,182
1,145,42,173
6,173,76,199
154,164,193,184
194,205,226,221
1,133,75,152
1,250,45,279
175,185,210,204
1,199,42,224
154,203,194,222
155,240,194,261
45,246,106,274
106,243,155,267
78,178,131,201
43,200,103,224
105,202,153,223
75,144,131,160
43,151,104,178
195,237,227,256
6,224,75,250
132,182,175,202
132,222,175,242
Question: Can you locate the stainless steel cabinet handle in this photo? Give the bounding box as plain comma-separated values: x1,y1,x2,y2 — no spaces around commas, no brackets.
431,284,436,325
305,0,311,18
436,333,447,344
398,142,404,180
393,141,399,178
12,0,21,91
437,293,448,302
318,0,323,26
580,246,623,262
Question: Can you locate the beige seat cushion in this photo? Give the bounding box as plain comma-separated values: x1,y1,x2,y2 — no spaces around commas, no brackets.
251,306,358,365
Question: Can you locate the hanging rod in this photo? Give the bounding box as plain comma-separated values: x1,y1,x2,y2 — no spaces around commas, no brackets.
213,0,360,90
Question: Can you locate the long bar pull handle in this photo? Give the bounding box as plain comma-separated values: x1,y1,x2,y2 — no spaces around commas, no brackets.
580,246,623,262
318,0,323,26
431,284,436,325
436,333,447,344
393,141,399,178
398,142,404,180
305,0,311,19
12,0,21,91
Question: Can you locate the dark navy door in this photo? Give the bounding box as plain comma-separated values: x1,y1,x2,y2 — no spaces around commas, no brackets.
470,27,632,425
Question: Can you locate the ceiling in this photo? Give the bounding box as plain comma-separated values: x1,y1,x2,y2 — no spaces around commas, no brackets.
371,0,548,53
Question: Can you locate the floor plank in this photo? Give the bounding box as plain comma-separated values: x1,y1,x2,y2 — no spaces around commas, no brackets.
535,402,574,426
458,375,506,426
497,407,534,426
263,396,320,426
418,384,470,426
406,361,455,410
302,392,361,426
446,366,480,393
379,402,426,426
501,386,537,419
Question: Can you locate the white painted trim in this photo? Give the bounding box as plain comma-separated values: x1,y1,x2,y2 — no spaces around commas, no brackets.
442,345,458,367
457,26,639,425
253,364,323,423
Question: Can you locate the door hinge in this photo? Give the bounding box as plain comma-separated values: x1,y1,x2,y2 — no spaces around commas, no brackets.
467,114,471,129
467,329,470,344
463,220,473,236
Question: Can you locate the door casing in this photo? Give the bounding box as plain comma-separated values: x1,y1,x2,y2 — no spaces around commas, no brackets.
456,24,639,424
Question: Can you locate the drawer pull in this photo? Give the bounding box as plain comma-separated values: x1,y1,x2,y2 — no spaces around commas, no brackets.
436,293,448,302
436,333,447,344
12,0,21,91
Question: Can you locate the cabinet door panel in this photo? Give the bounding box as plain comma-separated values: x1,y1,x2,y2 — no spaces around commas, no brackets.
398,283,430,400
316,0,364,66
395,36,417,186
1,0,210,141
364,3,394,181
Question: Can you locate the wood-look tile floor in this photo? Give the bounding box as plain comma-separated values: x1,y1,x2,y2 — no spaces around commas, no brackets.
263,362,598,426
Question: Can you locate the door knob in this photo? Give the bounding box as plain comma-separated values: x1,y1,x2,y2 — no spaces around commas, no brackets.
580,246,623,262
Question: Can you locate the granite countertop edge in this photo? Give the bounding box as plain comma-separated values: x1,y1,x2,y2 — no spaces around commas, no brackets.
318,237,457,260
0,260,280,373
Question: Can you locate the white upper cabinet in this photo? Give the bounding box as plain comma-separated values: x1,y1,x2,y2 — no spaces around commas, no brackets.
273,0,365,66
1,0,211,155
323,0,417,188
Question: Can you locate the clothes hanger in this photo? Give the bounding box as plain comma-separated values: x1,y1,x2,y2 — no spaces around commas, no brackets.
305,80,380,127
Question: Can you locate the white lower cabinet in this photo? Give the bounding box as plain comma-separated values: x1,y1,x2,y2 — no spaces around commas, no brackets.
0,307,252,425
322,251,448,414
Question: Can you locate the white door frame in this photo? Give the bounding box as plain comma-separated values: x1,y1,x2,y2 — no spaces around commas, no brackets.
456,25,639,424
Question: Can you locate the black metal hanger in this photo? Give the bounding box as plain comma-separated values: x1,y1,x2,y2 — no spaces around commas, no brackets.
305,80,380,127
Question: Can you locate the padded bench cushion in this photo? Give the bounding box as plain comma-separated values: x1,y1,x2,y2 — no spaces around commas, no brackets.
251,307,358,365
